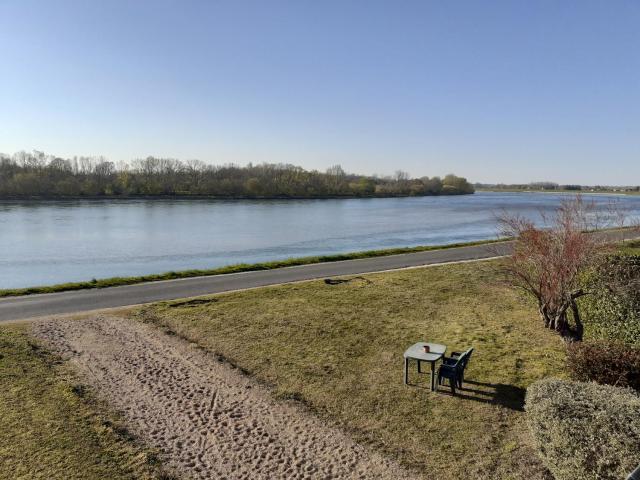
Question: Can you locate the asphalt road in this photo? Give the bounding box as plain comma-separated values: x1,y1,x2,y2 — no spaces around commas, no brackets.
0,242,512,322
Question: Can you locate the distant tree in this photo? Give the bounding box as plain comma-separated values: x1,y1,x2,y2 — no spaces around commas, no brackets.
353,177,375,195
422,176,443,194
394,170,410,181
244,177,261,196
442,174,474,194
529,181,559,190
325,164,346,178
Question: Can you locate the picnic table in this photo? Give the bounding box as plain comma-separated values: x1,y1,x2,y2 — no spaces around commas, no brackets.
403,342,447,391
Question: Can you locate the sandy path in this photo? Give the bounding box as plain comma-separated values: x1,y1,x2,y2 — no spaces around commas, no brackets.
32,316,418,480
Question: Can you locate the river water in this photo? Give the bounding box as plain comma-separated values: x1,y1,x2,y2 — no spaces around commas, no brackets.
1,192,639,289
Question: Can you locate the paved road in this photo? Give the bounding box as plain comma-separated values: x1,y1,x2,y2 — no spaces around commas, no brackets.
0,242,511,322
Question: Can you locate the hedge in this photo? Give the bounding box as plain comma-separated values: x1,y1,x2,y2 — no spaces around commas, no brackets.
526,378,640,480
580,253,640,345
567,341,640,391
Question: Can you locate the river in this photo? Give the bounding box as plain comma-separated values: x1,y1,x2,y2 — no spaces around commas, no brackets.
1,191,639,289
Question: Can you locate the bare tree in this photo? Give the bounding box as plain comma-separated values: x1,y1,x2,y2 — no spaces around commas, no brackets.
394,170,410,182
497,196,612,341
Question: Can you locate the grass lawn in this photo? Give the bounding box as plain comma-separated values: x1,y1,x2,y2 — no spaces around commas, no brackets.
133,259,567,479
0,324,168,480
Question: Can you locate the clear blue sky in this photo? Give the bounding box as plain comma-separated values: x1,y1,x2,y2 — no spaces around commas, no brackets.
1,1,638,184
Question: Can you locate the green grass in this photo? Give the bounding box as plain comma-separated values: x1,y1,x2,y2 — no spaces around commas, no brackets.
0,238,505,298
132,259,567,479
617,238,640,255
0,324,170,480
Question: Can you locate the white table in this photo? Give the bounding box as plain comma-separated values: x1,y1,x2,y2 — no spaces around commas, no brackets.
403,342,447,391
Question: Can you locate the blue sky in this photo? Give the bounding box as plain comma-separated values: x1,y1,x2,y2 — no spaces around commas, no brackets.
1,1,638,184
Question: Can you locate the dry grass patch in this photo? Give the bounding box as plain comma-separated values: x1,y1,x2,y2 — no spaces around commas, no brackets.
133,261,566,479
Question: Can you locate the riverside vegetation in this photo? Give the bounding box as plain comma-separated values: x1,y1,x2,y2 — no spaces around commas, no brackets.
0,151,474,198
494,196,640,479
525,241,640,480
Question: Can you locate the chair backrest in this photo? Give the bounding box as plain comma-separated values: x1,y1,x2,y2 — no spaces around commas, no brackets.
461,348,474,369
453,350,469,370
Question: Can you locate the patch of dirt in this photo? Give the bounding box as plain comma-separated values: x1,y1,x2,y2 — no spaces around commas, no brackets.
324,276,373,286
32,315,418,480
165,298,219,308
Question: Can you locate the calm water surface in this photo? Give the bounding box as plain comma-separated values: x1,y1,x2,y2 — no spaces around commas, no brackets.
1,192,640,289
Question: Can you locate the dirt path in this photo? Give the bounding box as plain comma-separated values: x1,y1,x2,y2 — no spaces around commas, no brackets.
32,315,418,480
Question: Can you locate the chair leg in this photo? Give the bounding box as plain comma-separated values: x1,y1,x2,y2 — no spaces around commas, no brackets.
450,378,456,395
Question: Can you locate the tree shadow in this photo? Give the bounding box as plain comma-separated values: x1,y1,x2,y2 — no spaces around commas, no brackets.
437,379,526,412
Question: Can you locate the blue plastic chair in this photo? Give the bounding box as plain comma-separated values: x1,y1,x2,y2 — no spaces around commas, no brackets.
438,348,474,393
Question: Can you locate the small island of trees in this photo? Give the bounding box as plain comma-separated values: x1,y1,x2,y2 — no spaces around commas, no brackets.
0,151,474,199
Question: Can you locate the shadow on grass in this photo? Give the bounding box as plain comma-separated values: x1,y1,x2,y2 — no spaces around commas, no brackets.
437,379,526,412
406,363,527,412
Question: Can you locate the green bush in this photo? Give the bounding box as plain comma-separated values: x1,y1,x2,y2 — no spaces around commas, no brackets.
580,253,640,345
567,341,640,391
526,378,640,480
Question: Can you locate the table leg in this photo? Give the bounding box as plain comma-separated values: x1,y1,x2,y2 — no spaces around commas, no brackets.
431,361,436,391
404,357,409,385
417,360,421,374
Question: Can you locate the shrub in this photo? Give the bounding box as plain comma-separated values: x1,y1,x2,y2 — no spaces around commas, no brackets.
526,378,640,480
580,253,640,345
567,340,640,391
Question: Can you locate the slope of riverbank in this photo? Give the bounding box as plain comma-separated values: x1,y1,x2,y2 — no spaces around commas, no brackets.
6,241,638,478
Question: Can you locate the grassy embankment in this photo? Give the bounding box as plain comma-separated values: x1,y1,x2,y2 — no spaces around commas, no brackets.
133,259,566,479
0,324,169,480
0,238,505,298
4,241,637,478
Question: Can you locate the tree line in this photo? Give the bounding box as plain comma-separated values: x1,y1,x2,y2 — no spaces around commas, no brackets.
476,181,640,193
0,151,474,198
